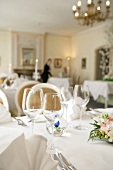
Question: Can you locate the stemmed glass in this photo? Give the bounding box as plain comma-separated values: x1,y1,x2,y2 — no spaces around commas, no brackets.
22,88,43,133
74,85,89,130
60,87,74,125
43,93,64,153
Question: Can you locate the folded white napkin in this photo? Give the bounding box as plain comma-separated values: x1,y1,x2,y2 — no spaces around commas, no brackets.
0,104,12,123
0,134,31,170
70,104,87,120
26,135,58,170
66,100,87,121
0,133,58,170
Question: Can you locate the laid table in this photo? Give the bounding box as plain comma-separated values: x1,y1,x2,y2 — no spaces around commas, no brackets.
0,111,113,170
48,77,71,88
84,80,113,108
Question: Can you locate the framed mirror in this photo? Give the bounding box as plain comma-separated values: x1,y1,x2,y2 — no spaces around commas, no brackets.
22,48,35,66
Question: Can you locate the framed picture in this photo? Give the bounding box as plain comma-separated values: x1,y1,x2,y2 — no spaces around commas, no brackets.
54,58,62,68
81,58,86,69
22,48,35,66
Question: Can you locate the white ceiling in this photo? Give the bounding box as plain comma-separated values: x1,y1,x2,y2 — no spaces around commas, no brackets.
0,0,113,36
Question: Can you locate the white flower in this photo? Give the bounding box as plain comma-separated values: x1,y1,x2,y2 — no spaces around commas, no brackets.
100,126,109,134
89,113,113,142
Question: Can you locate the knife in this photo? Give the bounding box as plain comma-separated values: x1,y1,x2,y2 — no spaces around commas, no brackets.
53,153,68,169
58,153,77,170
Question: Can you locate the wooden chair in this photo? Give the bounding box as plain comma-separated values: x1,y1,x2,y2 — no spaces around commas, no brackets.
0,88,9,111
0,77,7,85
15,81,39,116
32,83,60,95
32,83,61,111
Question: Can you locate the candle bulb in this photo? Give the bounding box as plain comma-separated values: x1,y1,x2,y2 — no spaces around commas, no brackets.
35,59,38,80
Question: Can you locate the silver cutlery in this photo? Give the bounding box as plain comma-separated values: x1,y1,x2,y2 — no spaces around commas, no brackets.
89,108,101,113
58,153,77,170
13,117,30,126
53,152,77,170
88,108,100,118
53,153,68,170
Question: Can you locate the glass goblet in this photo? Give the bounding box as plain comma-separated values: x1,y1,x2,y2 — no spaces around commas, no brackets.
60,86,74,125
74,85,89,130
22,88,43,133
43,93,64,153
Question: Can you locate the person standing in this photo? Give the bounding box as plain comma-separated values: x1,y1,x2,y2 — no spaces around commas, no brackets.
41,59,52,83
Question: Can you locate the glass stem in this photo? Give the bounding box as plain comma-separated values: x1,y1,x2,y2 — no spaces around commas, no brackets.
79,107,82,126
65,104,68,124
49,123,55,150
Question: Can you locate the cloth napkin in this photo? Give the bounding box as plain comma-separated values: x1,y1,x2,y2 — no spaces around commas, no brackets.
0,133,31,170
70,104,87,120
0,133,58,170
66,100,87,121
0,104,12,123
26,135,58,170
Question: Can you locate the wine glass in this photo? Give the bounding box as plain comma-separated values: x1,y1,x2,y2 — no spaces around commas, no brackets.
22,88,43,133
74,85,89,130
43,93,64,153
60,86,74,125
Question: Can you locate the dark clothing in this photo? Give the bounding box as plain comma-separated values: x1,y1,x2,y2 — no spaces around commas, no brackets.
41,64,52,83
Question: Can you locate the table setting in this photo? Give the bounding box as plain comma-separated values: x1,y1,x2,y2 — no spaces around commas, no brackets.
0,85,113,170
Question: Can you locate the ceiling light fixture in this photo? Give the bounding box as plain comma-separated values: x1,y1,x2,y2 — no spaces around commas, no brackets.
72,0,111,26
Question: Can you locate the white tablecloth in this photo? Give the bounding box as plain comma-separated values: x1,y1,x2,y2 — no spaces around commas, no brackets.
0,111,113,170
48,77,70,88
84,80,113,100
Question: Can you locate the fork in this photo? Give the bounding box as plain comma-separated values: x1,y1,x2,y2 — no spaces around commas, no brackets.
52,153,68,170
58,153,77,170
13,117,30,126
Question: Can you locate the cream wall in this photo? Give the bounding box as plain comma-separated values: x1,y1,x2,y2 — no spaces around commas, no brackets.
0,31,12,74
45,34,72,77
0,25,109,83
0,31,72,77
71,24,108,84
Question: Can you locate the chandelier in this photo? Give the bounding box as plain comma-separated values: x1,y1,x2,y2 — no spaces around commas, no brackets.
72,0,111,26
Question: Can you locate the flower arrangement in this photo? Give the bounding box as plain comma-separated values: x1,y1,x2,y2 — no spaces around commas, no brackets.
88,114,113,143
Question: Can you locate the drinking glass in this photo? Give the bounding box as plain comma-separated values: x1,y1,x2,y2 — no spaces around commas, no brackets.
74,85,89,130
22,88,43,133
60,86,74,125
43,93,64,153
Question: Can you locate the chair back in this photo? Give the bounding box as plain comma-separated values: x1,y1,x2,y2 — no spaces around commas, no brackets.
0,77,7,85
32,83,60,94
15,81,39,116
32,83,61,111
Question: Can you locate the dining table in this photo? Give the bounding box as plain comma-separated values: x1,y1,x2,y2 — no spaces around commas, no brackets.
0,108,113,170
47,77,71,88
84,80,113,108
